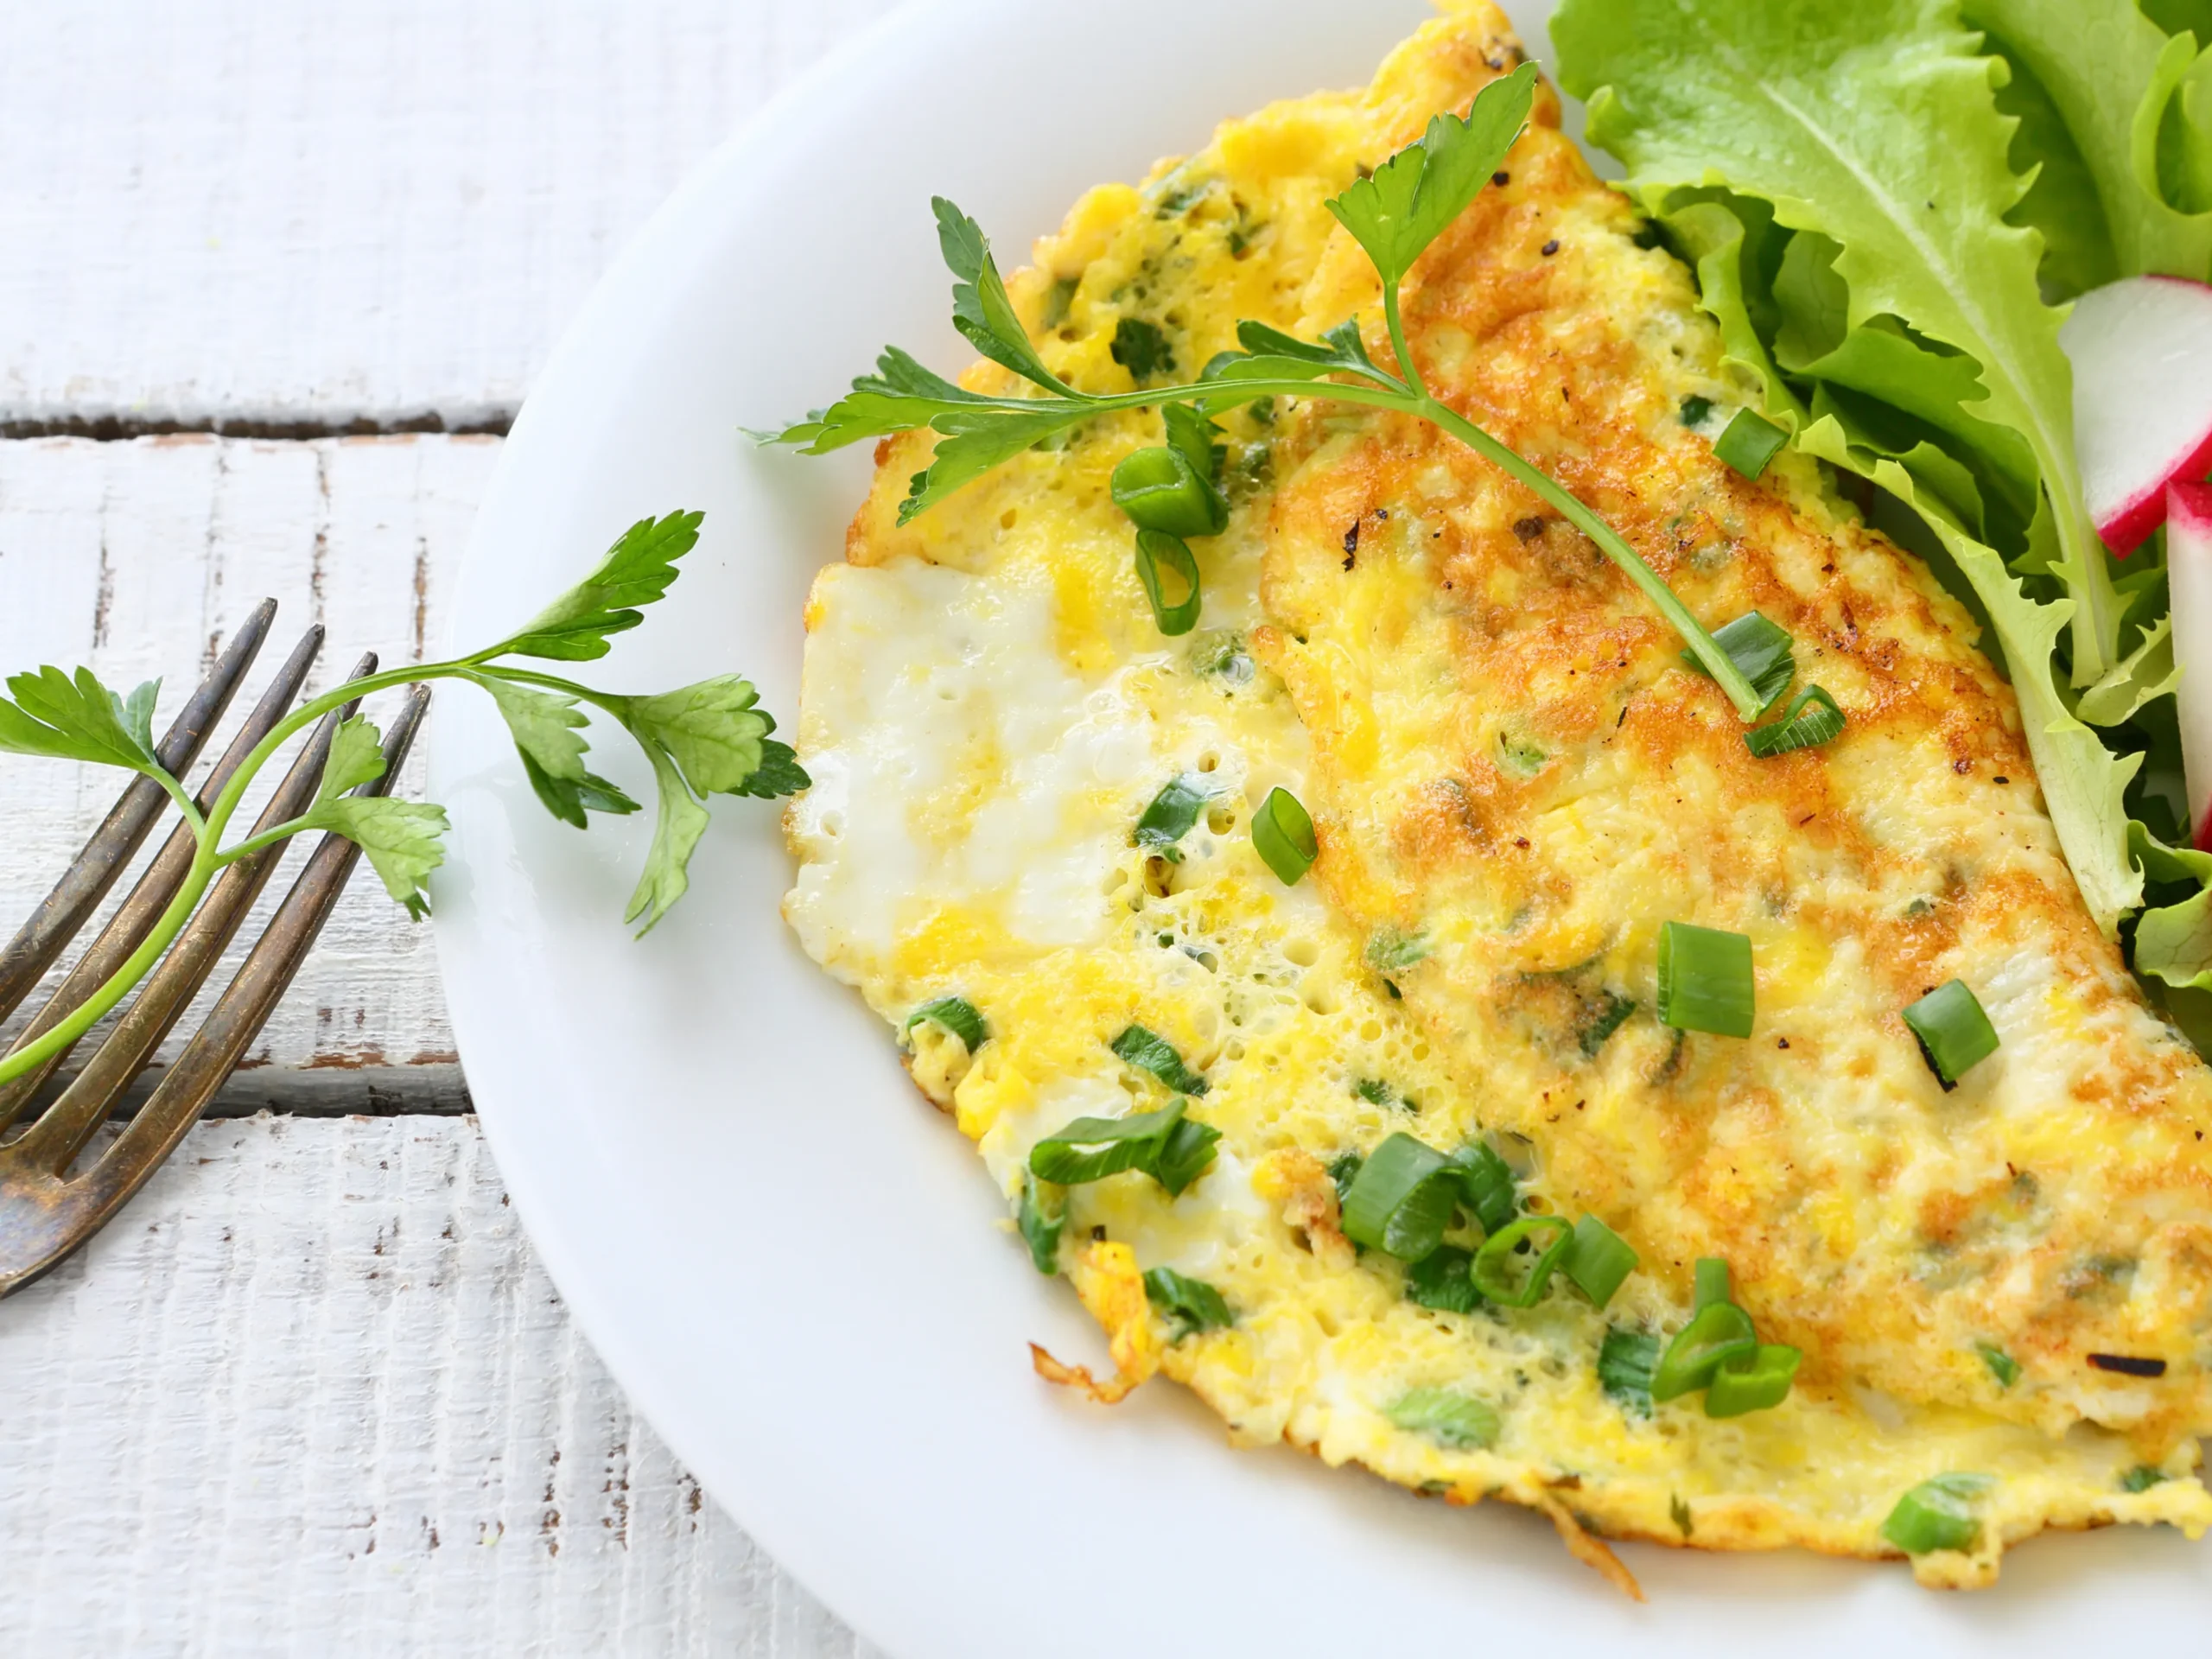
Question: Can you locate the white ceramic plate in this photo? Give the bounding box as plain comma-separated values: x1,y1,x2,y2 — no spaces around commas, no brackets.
429,2,2211,1651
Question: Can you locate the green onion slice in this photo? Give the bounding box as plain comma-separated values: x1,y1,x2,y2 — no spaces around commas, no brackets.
1252,786,1318,886
1152,1115,1224,1198
1471,1214,1574,1307
1657,920,1756,1039
1134,531,1203,636
1903,979,1999,1089
1111,442,1228,538
1029,1101,1189,1185
1693,1256,1732,1313
1976,1342,2019,1389
1017,1178,1065,1275
1745,684,1846,757
1704,1343,1801,1418
1109,1023,1209,1095
1599,1328,1661,1414
1881,1474,1992,1555
1143,1266,1234,1338
1027,1098,1219,1196
905,995,986,1052
1405,1244,1483,1313
1714,408,1790,480
1162,404,1226,488
1450,1141,1519,1235
1650,1301,1758,1402
1681,611,1795,715
1135,774,1211,859
2121,1465,2170,1493
1384,1387,1501,1451
1561,1216,1640,1308
1339,1133,1457,1260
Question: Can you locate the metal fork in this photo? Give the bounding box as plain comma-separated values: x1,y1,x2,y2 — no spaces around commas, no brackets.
0,605,429,1298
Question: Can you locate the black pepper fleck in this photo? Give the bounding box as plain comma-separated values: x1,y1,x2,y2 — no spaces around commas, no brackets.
1541,238,1560,257
1493,171,1510,186
1513,516,1548,542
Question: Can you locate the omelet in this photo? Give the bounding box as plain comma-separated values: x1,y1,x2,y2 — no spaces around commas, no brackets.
784,0,2212,1592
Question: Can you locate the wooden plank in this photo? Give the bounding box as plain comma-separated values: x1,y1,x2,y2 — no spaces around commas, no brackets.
0,0,903,430
0,1113,879,1656
0,435,487,1075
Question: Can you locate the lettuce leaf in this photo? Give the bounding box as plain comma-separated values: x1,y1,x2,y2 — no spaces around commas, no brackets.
1554,0,2120,689
1961,0,2212,284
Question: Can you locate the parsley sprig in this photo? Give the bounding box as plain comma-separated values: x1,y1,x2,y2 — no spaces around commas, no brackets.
766,66,1769,721
0,510,804,1090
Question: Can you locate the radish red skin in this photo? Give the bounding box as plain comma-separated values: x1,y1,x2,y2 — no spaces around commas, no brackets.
2169,481,2212,849
2104,427,2212,556
2065,276,2212,556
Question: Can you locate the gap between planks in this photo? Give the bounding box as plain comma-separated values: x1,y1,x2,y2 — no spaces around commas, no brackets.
0,434,486,1094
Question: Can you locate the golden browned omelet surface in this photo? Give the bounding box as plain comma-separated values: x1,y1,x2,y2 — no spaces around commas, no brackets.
786,0,2212,1593
1252,14,2212,1453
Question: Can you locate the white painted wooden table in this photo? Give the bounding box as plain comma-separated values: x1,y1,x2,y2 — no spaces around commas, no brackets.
0,5,905,1651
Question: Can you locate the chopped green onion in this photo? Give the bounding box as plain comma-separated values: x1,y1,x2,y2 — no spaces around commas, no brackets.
1385,1387,1501,1451
1656,921,1756,1038
1881,1474,1992,1555
1339,1133,1457,1260
1144,1267,1234,1338
1650,1301,1758,1402
1681,611,1795,714
1029,1101,1186,1185
1327,1152,1364,1207
1153,1115,1223,1197
1109,315,1173,383
1714,408,1789,480
1471,1214,1574,1306
1365,926,1431,974
1976,1342,2019,1389
2120,1465,2170,1493
1497,731,1548,778
1405,1244,1483,1313
1745,684,1846,757
1903,979,1999,1089
1135,774,1211,860
1109,1024,1210,1096
1693,1256,1732,1313
1252,786,1318,885
1162,404,1226,488
1111,442,1228,538
1599,1328,1661,1414
1679,393,1715,428
1704,1343,1801,1418
1187,629,1254,683
1017,1178,1064,1274
1354,1077,1395,1107
1577,989,1637,1058
1449,1141,1520,1235
905,995,987,1052
1027,1099,1219,1196
1134,531,1203,636
1560,1216,1640,1308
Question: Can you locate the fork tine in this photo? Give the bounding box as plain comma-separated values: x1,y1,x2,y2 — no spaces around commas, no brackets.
7,658,383,1176
0,627,335,1133
0,598,277,1023
41,688,437,1268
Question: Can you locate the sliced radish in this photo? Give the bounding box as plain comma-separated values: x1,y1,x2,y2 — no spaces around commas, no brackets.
2169,482,2212,849
2061,275,2212,556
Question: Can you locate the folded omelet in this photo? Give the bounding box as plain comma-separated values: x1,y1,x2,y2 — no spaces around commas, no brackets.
785,0,2212,1591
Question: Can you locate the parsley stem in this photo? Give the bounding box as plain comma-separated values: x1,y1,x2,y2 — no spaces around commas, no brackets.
0,658,473,1090
1382,288,1426,401
1411,395,1767,720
